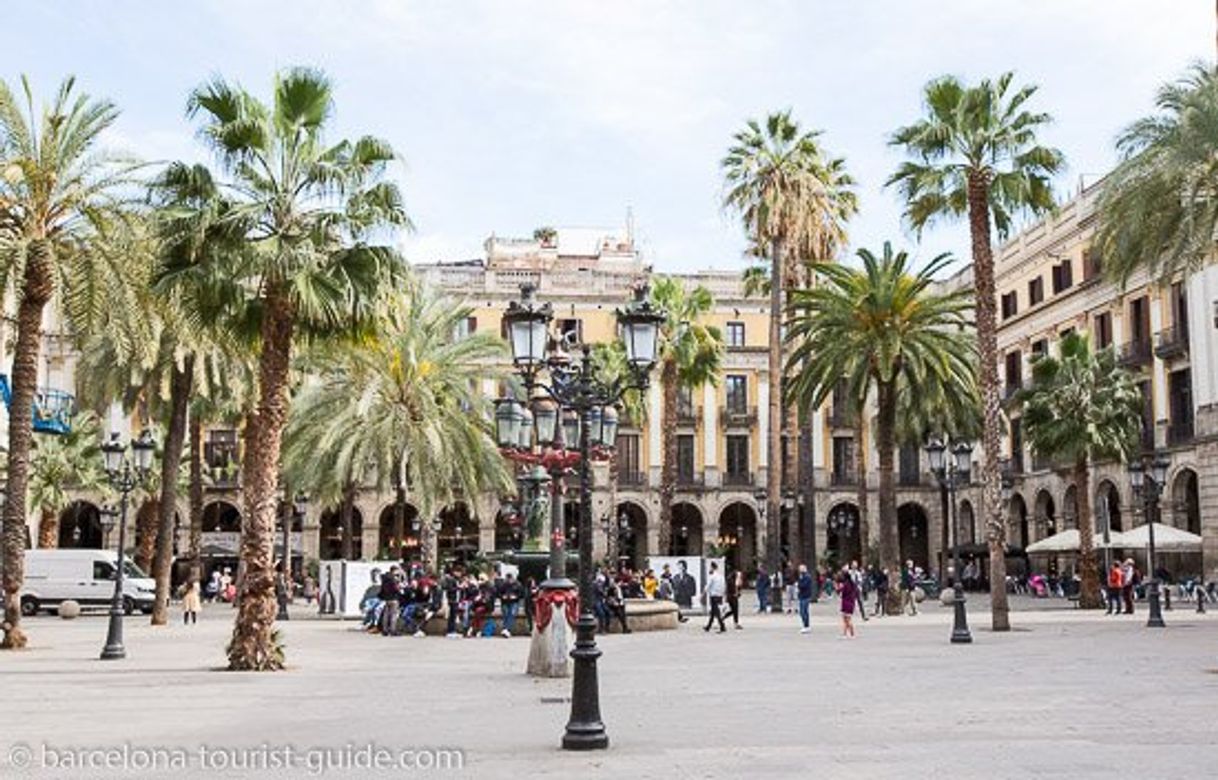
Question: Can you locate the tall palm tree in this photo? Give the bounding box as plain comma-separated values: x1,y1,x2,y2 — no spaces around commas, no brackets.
722,111,856,580
786,243,975,609
1018,333,1141,608
1096,64,1218,284
649,277,723,555
284,282,512,572
182,68,410,670
28,412,107,548
0,76,137,649
887,73,1064,631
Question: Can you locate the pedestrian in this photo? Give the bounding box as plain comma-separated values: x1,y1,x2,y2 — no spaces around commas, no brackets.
499,572,523,637
274,561,292,617
1121,558,1136,615
850,561,869,622
182,578,201,625
837,567,857,639
703,562,727,633
784,564,797,614
900,560,919,616
797,564,814,633
607,577,631,633
1106,562,1123,615
378,566,402,636
302,575,317,605
873,567,889,616
755,565,770,613
205,569,221,603
724,567,743,630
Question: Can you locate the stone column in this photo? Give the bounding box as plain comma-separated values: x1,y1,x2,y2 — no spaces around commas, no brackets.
1150,295,1169,447
703,382,719,488
647,381,662,488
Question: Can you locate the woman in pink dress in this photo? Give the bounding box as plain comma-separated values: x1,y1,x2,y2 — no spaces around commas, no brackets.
837,566,858,639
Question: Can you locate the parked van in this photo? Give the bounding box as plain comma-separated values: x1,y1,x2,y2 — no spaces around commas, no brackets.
17,550,156,616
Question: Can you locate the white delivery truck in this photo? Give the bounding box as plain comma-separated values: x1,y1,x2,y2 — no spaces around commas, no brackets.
16,549,156,616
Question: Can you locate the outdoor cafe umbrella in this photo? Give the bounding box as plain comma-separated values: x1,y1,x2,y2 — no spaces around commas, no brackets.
1025,528,1127,554
1117,523,1202,553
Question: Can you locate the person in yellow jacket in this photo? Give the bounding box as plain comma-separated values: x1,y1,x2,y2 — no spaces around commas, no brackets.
642,569,659,599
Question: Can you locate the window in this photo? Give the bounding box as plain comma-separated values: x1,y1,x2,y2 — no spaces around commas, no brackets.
677,386,695,418
1001,291,1019,320
1031,339,1048,359
832,437,855,483
1171,281,1189,338
1168,369,1194,444
1004,351,1022,390
1084,247,1103,281
1009,418,1024,474
1028,277,1044,306
898,443,921,485
1129,296,1150,345
452,316,477,341
1051,259,1074,294
726,321,745,348
726,435,749,478
615,434,640,476
725,375,748,414
93,561,115,581
1094,312,1113,349
677,435,696,481
557,318,583,345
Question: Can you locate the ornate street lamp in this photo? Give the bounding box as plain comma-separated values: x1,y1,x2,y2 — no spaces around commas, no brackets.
499,282,662,751
926,436,973,644
1129,454,1169,628
99,430,156,660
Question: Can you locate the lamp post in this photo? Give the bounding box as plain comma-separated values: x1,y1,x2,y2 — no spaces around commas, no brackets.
1129,454,1168,629
99,430,156,660
926,436,973,644
827,505,857,569
498,282,661,750
752,487,782,611
278,492,307,621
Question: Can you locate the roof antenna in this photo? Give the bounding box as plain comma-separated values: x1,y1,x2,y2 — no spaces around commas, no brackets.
625,205,634,247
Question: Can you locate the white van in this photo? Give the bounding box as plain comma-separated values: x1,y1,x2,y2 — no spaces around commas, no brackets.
18,549,156,616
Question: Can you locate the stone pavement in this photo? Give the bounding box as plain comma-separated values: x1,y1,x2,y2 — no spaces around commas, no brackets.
1,597,1216,779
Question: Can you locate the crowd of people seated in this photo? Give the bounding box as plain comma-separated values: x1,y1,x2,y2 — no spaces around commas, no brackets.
360,564,530,638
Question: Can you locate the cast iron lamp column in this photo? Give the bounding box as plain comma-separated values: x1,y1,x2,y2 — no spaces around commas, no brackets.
500,283,661,751
926,436,973,645
753,487,783,612
99,430,156,660
1129,456,1168,629
277,492,307,621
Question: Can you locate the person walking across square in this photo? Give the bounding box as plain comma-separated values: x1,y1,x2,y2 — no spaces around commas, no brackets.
703,562,727,633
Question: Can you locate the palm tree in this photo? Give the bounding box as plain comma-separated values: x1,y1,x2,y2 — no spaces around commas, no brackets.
284,282,512,572
1096,64,1218,284
28,412,107,548
722,111,856,580
887,73,1064,631
181,68,410,670
0,76,136,649
649,277,723,555
1018,333,1141,608
786,243,975,609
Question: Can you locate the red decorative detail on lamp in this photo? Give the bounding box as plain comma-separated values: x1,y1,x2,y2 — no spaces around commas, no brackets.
534,588,579,632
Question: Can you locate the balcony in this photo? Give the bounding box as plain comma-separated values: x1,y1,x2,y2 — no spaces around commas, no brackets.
719,405,758,428
722,471,754,489
1167,419,1195,446
676,404,700,427
830,471,858,487
618,470,647,488
676,472,706,490
1118,339,1153,368
1154,326,1189,360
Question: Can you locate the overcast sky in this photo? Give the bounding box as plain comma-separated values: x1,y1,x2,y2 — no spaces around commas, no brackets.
6,2,1213,275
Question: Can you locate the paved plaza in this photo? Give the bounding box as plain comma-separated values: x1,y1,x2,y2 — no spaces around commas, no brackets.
2,597,1216,779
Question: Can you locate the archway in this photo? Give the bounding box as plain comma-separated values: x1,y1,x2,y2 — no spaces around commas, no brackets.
1096,480,1122,532
717,502,758,575
378,502,420,560
436,502,476,564
202,500,241,532
319,506,364,560
1034,489,1057,542
1172,469,1201,535
825,501,862,568
958,500,976,545
57,501,104,549
671,502,704,556
1009,493,1029,548
200,500,242,578
897,503,930,570
614,501,647,570
1062,485,1079,530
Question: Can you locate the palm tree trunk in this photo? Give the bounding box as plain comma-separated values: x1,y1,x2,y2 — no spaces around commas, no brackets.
854,410,869,563
2,240,53,650
135,500,159,574
658,357,678,555
339,482,355,560
1075,458,1102,608
38,507,59,549
188,412,204,585
228,288,295,671
967,172,1011,632
795,412,811,567
152,357,194,625
765,238,784,578
876,381,901,613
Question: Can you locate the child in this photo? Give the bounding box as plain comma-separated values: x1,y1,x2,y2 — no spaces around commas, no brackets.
182,579,201,625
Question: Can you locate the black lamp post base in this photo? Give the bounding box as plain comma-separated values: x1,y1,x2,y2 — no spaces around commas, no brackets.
277,604,290,621
99,643,126,660
1197,594,1206,614
950,591,972,644
99,610,126,660
1146,581,1166,628
562,614,609,751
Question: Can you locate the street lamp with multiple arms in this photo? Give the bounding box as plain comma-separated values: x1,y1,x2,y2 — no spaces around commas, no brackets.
498,282,662,751
1128,454,1169,629
925,436,973,645
99,430,156,661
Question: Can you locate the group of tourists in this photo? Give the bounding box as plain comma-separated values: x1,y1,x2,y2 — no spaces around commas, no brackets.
360,564,529,638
